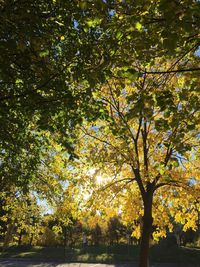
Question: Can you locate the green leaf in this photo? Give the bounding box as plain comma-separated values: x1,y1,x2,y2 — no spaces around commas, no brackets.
39,49,49,57
171,158,179,167
117,68,138,81
155,119,169,130
79,1,87,9
135,22,142,31
116,31,123,40
155,163,166,175
85,17,102,27
15,79,23,85
187,123,195,130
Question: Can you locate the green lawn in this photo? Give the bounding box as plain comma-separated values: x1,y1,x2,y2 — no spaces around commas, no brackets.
0,244,200,264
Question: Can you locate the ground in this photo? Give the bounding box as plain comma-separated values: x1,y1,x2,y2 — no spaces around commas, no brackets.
0,261,200,267
1,244,200,266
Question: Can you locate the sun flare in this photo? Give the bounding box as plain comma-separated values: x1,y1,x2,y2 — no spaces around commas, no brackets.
88,168,105,185
96,175,104,185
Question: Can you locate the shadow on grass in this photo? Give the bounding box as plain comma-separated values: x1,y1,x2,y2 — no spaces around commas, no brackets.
74,244,139,263
1,244,200,265
0,244,139,263
150,244,200,264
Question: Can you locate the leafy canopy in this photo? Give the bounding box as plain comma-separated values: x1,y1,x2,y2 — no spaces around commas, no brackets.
72,57,200,239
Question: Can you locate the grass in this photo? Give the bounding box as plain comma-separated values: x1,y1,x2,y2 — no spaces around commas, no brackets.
72,244,139,263
0,244,200,264
0,246,66,261
150,244,200,264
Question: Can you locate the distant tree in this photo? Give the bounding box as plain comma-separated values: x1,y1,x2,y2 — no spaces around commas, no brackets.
91,223,102,246
0,191,42,248
107,217,124,245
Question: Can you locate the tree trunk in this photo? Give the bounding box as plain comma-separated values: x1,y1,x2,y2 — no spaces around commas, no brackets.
29,233,34,246
139,191,153,267
3,222,15,250
18,229,23,246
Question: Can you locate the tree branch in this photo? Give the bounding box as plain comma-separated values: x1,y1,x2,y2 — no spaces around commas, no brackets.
145,67,200,75
154,179,191,191
132,167,146,199
100,177,136,191
141,118,148,172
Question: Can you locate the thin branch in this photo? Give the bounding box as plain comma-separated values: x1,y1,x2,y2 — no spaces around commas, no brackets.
135,117,142,142
80,126,113,147
164,147,173,167
145,67,200,75
0,72,58,102
154,180,191,191
80,126,129,162
103,86,137,144
107,81,120,111
100,177,136,191
141,118,149,172
108,178,135,203
167,42,199,72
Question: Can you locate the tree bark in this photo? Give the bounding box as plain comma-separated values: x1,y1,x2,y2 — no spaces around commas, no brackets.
3,222,15,251
29,233,34,246
139,191,153,267
18,229,23,246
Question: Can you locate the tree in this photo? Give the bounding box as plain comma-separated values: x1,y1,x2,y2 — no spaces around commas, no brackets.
0,133,72,245
1,2,200,265
1,0,200,191
51,183,80,247
0,190,42,248
91,223,102,246
1,0,200,142
107,216,124,245
73,60,200,267
0,0,91,190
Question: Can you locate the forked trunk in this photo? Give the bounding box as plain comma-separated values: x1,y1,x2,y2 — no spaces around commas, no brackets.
139,192,153,267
